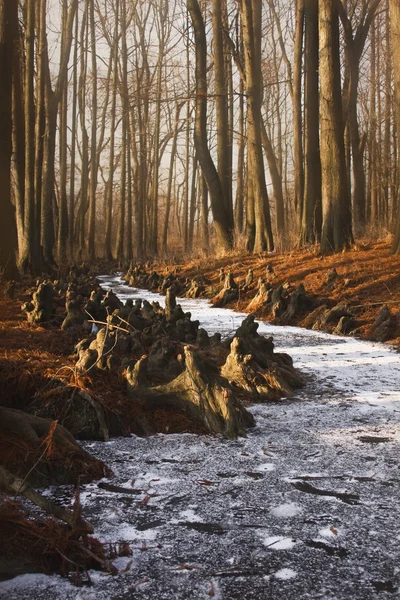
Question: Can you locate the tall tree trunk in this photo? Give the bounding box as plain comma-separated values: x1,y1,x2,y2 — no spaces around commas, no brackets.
293,0,305,219
187,0,233,252
188,150,198,250
104,0,119,262
200,172,209,252
87,0,97,260
212,0,234,236
240,0,274,252
235,78,245,236
115,0,129,260
11,12,25,255
68,12,79,260
19,0,38,272
338,0,381,236
390,0,400,253
261,122,285,238
300,0,322,244
370,22,378,230
78,0,89,257
57,0,69,263
126,112,133,261
319,0,352,253
162,102,183,254
148,3,167,256
0,0,19,278
41,0,78,265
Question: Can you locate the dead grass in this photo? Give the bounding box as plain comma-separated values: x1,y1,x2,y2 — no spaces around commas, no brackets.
161,241,400,347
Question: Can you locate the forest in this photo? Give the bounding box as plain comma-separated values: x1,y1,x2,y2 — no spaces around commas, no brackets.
1,0,400,277
0,0,400,597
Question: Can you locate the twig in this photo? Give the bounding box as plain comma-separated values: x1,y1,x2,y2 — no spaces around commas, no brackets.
86,318,130,334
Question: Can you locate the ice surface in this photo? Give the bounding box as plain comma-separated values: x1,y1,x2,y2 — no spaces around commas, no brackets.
2,274,399,600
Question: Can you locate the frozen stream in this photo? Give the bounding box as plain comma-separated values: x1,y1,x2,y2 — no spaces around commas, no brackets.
2,274,400,600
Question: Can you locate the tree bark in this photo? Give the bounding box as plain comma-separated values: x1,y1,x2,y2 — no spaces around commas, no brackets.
319,0,352,253
0,0,19,279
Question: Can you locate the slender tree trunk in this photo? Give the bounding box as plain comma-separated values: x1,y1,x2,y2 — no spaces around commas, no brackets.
201,172,209,252
188,150,198,250
261,122,285,238
11,13,25,255
69,12,79,260
300,0,322,244
115,0,128,260
104,0,119,262
57,0,69,263
212,0,234,236
87,0,97,260
148,4,167,256
126,111,133,261
162,102,183,253
19,0,38,272
370,22,378,230
78,0,89,256
235,78,245,236
390,0,400,253
293,0,305,218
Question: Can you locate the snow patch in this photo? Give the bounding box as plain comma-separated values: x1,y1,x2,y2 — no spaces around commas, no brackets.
274,568,297,580
270,503,302,518
261,535,298,550
255,462,276,472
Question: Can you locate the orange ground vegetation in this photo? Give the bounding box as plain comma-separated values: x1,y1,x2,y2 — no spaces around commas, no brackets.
170,241,400,347
0,242,399,418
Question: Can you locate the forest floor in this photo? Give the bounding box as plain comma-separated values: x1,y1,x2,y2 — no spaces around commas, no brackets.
0,241,399,414
166,240,400,348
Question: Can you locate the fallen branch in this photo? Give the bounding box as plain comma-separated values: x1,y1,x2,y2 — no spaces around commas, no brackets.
0,466,93,532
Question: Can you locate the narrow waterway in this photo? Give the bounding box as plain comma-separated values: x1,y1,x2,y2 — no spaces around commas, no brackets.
2,274,400,600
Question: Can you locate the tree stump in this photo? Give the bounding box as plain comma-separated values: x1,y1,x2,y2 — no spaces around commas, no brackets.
221,337,293,400
61,285,86,330
247,279,272,312
125,346,255,439
212,271,239,307
22,282,55,325
281,284,313,324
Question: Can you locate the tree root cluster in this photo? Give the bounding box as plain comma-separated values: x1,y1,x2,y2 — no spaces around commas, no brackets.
123,260,400,342
0,496,126,581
